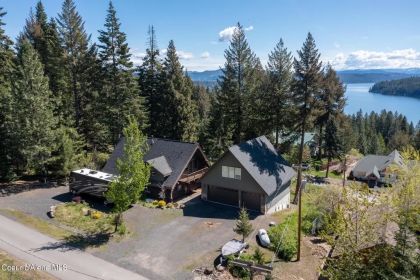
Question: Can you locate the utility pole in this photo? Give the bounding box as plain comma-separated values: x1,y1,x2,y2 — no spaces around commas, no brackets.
297,179,307,261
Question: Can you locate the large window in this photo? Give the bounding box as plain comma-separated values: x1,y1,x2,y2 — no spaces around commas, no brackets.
222,166,241,180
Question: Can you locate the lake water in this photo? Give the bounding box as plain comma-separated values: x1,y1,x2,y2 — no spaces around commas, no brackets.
344,83,420,124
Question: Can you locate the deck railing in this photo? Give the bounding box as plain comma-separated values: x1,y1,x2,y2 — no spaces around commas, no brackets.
180,167,208,183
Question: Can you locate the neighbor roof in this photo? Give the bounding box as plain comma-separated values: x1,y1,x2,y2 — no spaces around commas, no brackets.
228,136,296,195
352,150,404,177
102,138,207,189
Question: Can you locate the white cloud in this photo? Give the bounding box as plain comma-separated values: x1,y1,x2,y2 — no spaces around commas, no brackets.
218,25,254,42
200,51,210,59
330,49,420,69
177,50,194,60
131,50,146,66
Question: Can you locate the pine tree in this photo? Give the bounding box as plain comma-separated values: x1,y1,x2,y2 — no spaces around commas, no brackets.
203,93,234,160
11,40,56,178
163,40,198,141
324,118,342,177
233,207,253,242
292,33,323,203
265,38,294,147
23,2,70,125
138,26,165,138
316,64,346,160
217,23,259,144
57,0,89,128
0,7,15,180
78,44,109,149
98,1,147,144
23,1,48,65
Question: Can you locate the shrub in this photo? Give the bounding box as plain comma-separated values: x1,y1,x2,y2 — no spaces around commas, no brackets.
158,200,166,208
268,215,298,261
117,222,127,235
91,211,102,219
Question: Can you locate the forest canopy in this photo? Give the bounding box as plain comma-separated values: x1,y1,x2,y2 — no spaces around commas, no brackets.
370,76,420,99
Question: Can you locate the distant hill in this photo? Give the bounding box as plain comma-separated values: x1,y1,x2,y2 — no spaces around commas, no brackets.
337,68,420,83
370,77,420,99
187,68,420,86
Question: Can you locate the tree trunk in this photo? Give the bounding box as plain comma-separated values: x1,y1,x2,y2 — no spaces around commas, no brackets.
114,212,123,232
326,156,331,178
342,156,347,187
317,124,323,161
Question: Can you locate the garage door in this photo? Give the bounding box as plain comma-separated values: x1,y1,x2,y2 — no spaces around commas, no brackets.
208,185,238,207
242,191,261,212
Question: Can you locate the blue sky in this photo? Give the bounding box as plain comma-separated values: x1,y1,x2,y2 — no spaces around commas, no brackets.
3,0,420,71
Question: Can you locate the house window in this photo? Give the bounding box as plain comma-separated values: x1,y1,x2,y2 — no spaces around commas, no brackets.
222,166,241,180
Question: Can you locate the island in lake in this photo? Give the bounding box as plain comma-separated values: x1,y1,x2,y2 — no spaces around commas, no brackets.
370,77,420,99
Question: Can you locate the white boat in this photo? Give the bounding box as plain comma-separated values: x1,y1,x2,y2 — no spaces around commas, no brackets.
221,239,247,257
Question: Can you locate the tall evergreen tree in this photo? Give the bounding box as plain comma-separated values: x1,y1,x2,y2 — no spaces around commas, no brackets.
98,1,147,144
0,7,15,180
138,26,165,138
316,64,346,160
163,40,198,141
265,38,294,147
217,23,258,144
203,92,234,160
57,0,89,128
23,2,70,125
292,33,323,203
324,118,342,177
11,41,56,178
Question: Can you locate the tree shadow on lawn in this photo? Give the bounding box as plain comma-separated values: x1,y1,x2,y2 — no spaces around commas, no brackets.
51,192,112,214
33,232,111,252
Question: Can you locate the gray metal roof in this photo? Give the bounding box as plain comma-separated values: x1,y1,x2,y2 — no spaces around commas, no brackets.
102,138,206,189
146,156,172,177
228,136,296,195
352,150,404,177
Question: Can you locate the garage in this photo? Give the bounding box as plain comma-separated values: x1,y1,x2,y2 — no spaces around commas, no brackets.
207,185,238,207
241,191,261,211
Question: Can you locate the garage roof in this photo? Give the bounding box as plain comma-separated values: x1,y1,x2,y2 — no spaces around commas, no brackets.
229,136,296,195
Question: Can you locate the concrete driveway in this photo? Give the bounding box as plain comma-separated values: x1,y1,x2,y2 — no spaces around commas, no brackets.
0,186,270,280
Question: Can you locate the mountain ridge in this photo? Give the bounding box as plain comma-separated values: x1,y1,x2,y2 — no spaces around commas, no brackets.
187,68,420,85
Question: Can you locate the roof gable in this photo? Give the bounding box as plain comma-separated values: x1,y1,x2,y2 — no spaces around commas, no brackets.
353,150,405,176
103,138,207,189
226,136,296,195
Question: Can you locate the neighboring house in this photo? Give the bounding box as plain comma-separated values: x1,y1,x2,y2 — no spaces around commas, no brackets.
200,136,296,214
277,132,317,156
72,138,209,201
350,150,404,185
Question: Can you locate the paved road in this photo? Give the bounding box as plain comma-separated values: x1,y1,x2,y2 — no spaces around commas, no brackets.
0,215,148,280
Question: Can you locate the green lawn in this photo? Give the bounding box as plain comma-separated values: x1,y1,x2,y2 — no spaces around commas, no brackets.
54,202,115,235
305,169,343,179
0,209,72,240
